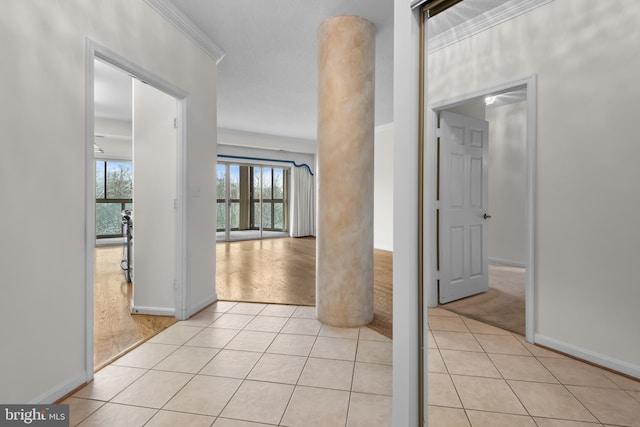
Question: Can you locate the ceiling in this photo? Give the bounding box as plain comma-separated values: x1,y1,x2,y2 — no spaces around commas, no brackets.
93,0,518,141
168,0,395,141
94,59,132,121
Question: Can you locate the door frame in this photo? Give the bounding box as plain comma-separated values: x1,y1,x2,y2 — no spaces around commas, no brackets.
84,39,189,380
424,75,537,342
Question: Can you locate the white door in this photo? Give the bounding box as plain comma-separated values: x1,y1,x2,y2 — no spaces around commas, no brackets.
132,79,177,312
439,111,489,303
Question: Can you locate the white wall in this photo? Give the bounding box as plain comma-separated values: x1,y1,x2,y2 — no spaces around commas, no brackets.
428,0,640,374
219,128,316,154
0,0,218,403
95,117,132,137
444,98,486,120
94,117,132,159
392,1,422,425
218,144,315,175
486,101,527,265
131,79,177,313
374,125,394,251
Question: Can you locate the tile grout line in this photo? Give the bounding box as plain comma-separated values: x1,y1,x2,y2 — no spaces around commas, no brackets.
344,326,363,427
474,327,535,420
72,302,393,426
152,309,227,424
276,312,322,426
214,303,289,425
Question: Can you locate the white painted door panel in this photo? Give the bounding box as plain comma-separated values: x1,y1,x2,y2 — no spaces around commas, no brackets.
439,111,489,303
132,80,177,312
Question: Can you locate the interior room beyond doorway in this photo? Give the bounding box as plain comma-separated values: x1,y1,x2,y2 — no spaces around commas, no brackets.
216,162,290,242
92,57,182,369
215,237,394,339
437,89,528,336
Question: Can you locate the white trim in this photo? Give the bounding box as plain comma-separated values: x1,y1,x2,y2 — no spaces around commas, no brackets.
94,133,131,141
188,295,218,317
175,101,189,321
424,104,439,309
392,2,422,426
375,122,394,133
524,76,538,344
428,0,554,53
84,41,96,386
488,257,526,268
218,128,316,154
143,0,225,64
93,154,132,161
95,237,125,247
410,0,428,10
130,305,176,316
535,334,640,380
85,39,190,381
217,156,296,171
426,75,538,344
30,372,87,404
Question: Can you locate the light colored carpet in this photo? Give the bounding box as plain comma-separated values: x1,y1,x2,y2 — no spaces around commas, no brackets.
439,263,525,335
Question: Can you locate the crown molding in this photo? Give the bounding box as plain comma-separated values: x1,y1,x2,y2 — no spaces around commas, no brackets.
411,0,429,9
144,0,226,63
218,128,317,154
428,0,554,54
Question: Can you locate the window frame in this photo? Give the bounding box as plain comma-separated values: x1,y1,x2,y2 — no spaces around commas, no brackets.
95,159,133,239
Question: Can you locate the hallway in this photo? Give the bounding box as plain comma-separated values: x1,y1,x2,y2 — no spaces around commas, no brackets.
66,301,392,426
65,301,640,426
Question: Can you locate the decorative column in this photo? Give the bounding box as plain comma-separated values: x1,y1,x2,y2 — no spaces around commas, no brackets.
316,15,376,327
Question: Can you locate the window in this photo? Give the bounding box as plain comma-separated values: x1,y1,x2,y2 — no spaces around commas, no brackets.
216,163,226,231
96,160,133,238
217,162,289,238
251,167,287,231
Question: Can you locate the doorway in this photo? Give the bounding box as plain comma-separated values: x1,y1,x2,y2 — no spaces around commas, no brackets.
434,91,528,335
86,43,188,374
425,77,537,343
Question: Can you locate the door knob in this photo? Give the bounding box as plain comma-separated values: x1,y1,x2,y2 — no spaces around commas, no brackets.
483,213,492,219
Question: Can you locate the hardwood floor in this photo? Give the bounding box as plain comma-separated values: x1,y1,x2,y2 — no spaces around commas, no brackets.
94,237,392,369
216,237,393,338
94,246,176,370
440,263,525,335
371,248,393,338
216,237,316,306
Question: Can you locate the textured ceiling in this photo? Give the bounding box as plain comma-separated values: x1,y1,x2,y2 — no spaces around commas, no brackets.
428,0,507,38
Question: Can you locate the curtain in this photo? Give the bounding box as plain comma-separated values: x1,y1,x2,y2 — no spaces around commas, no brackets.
290,166,315,237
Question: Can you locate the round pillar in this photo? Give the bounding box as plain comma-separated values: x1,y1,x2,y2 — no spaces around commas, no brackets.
316,15,376,327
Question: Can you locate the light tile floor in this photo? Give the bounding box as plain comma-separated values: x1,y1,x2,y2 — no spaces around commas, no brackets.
65,302,640,426
427,307,640,427
66,301,392,426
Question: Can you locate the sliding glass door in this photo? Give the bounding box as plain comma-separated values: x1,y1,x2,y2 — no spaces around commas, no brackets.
216,162,289,241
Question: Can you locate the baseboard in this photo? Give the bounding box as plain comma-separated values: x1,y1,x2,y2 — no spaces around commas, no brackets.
488,257,526,268
30,372,87,404
535,334,640,379
189,295,218,317
130,304,175,316
95,237,124,247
